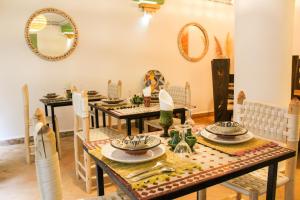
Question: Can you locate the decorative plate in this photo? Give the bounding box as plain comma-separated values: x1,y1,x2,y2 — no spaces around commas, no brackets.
102,144,165,164
102,98,125,105
111,135,161,155
44,93,59,99
205,124,248,137
144,70,165,94
200,129,254,144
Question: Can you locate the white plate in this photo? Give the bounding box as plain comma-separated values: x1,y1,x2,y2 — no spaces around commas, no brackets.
200,129,254,144
101,144,165,164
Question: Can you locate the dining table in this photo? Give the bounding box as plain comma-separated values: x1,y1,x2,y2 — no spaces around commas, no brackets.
83,130,295,200
88,102,186,136
40,94,106,151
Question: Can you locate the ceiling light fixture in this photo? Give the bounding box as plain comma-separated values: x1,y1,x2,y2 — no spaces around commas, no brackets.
133,0,165,14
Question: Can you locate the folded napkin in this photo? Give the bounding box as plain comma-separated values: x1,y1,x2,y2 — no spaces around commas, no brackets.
143,86,151,97
159,89,174,111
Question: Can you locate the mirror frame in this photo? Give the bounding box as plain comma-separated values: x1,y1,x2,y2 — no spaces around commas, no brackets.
24,8,79,61
178,22,209,62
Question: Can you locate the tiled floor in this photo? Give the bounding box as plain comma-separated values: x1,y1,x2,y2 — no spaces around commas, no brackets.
0,116,299,200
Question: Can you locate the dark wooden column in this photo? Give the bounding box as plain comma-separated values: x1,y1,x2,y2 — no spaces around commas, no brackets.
211,59,230,122
291,55,299,99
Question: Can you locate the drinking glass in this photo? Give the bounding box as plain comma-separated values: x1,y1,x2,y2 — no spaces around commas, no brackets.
173,127,192,159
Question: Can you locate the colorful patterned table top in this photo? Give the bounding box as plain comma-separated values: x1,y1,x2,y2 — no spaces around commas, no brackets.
84,131,294,200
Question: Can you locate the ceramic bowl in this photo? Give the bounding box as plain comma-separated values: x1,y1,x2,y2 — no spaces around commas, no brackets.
87,90,98,96
102,98,124,104
214,121,241,133
111,135,161,155
44,93,59,99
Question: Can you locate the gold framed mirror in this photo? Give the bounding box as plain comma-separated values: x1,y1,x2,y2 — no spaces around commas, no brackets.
25,8,78,61
178,23,209,62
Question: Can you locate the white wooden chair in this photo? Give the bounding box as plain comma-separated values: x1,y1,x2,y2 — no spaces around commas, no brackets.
73,91,121,193
33,108,128,200
144,82,192,131
199,91,300,200
107,80,122,130
22,84,62,164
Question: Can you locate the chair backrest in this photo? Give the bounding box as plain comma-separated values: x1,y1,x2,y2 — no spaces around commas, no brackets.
22,84,30,127
238,100,289,142
236,91,300,184
72,91,90,141
108,80,122,99
165,82,191,106
33,108,62,200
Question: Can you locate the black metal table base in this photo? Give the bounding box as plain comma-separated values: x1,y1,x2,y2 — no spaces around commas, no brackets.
266,162,278,200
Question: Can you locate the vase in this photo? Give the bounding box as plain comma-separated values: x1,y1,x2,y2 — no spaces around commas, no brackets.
159,110,173,137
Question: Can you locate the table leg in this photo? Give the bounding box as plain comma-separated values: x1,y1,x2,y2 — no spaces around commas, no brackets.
95,109,99,128
126,119,131,136
44,105,48,116
197,189,206,200
266,162,278,200
102,112,106,127
50,106,58,152
180,110,186,124
96,164,104,196
91,107,94,128
138,118,143,134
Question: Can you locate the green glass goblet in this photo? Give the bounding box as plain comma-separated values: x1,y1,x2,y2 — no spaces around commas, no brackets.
159,110,173,137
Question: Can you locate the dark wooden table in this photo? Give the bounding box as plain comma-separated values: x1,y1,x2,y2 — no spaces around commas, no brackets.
88,103,186,136
40,95,106,150
84,134,295,200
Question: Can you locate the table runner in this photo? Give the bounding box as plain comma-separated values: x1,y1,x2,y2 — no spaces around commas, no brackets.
40,94,105,104
110,104,185,116
197,135,278,156
89,147,202,190
95,102,137,110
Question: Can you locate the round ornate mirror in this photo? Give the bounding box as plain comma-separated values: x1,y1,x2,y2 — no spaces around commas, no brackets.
178,23,209,62
25,8,78,61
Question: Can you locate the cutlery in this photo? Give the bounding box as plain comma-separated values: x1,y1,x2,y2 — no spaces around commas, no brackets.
131,167,175,182
126,161,166,179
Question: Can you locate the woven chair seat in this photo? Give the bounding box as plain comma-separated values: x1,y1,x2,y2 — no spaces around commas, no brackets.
77,127,121,142
144,117,181,130
222,167,289,196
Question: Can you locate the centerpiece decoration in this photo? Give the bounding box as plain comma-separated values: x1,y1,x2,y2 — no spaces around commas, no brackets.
130,94,144,106
159,89,174,137
143,86,151,107
168,125,197,152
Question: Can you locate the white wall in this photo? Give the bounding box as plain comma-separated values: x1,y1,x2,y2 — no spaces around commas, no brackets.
234,0,294,113
0,0,234,140
293,0,300,54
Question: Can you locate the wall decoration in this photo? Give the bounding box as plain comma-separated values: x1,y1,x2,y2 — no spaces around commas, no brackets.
144,70,165,94
214,33,234,59
178,22,209,62
25,8,78,61
214,36,224,58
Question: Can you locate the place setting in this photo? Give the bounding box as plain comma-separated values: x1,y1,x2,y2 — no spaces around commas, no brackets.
40,92,68,103
197,121,278,156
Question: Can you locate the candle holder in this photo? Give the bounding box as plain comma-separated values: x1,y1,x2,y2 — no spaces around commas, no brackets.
144,96,151,107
